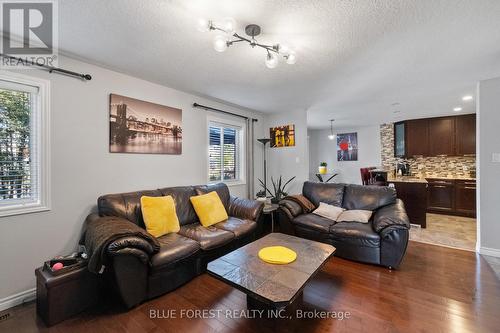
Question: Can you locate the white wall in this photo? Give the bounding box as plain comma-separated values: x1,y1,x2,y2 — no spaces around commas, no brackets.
477,77,500,256
0,56,265,305
263,110,309,195
308,126,381,184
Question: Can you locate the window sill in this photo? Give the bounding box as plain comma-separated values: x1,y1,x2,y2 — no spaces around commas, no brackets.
0,203,50,218
209,180,247,187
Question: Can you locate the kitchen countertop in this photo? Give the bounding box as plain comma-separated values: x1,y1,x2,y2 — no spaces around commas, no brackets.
424,176,476,181
387,175,476,184
387,176,428,184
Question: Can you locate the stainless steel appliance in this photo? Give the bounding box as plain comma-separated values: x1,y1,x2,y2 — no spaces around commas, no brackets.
396,162,411,176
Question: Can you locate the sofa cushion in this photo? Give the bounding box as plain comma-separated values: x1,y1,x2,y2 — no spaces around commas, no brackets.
302,181,345,207
151,233,200,273
214,217,257,239
190,191,229,227
98,189,162,228
312,202,345,221
179,223,235,250
342,184,396,211
292,213,337,233
141,195,180,237
195,183,230,210
158,186,199,226
329,222,380,248
336,209,373,223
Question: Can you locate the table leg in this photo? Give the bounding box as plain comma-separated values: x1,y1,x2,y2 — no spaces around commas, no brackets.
246,291,303,318
271,212,275,233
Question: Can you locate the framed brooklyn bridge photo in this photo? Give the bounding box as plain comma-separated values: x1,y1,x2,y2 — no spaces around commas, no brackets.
109,94,182,154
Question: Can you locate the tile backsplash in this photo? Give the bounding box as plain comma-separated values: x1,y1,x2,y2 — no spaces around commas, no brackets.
380,123,476,178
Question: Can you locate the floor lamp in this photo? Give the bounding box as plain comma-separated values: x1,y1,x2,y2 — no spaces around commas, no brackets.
257,138,271,196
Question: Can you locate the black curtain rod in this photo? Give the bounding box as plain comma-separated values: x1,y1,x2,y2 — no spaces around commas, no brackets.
193,102,258,122
0,53,92,81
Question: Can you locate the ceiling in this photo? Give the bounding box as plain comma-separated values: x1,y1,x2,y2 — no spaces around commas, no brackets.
58,0,500,128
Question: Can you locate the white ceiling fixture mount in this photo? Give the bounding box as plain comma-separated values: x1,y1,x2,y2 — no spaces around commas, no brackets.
198,18,297,69
328,119,336,140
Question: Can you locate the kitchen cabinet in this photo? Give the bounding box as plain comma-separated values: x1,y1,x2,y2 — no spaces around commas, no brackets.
455,180,477,217
389,180,427,228
426,178,476,217
427,179,455,213
394,121,406,158
455,114,476,155
405,118,429,157
428,117,455,156
394,114,476,157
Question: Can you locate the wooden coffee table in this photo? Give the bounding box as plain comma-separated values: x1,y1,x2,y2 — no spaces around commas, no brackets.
207,233,335,314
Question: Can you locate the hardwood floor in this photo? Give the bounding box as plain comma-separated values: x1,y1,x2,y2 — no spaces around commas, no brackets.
2,241,500,333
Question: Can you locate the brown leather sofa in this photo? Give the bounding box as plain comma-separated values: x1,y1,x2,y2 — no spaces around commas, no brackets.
83,183,263,308
279,182,410,269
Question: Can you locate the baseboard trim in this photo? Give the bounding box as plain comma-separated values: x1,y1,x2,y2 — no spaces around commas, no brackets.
480,247,500,258
0,288,36,312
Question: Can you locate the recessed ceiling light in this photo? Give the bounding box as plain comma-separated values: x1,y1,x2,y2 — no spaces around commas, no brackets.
453,107,462,112
462,95,473,101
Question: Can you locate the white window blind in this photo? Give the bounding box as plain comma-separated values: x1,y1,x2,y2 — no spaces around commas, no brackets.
209,122,241,183
0,78,41,211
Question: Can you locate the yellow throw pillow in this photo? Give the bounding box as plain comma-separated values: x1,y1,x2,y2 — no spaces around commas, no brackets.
190,191,228,227
141,195,180,238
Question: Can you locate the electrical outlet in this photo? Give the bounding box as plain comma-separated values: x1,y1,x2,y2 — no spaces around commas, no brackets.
492,153,500,163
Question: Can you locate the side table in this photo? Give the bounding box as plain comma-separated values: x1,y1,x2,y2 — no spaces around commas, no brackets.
262,204,279,233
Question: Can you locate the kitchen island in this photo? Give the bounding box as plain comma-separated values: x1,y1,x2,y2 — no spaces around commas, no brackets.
387,176,428,228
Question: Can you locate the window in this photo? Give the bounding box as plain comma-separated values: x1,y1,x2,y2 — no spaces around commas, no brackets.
208,119,245,184
0,73,50,217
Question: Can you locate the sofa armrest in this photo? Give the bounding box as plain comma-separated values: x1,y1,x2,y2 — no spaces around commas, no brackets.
228,196,264,221
279,199,304,218
82,213,160,273
107,236,155,264
372,199,410,235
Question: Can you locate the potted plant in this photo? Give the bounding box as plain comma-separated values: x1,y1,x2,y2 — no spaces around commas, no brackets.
318,162,328,175
255,189,267,203
258,176,296,204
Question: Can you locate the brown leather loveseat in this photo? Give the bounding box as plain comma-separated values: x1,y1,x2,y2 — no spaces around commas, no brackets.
82,183,263,308
278,182,410,269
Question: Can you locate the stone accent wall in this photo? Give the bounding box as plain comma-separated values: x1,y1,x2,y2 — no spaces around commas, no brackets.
380,123,476,178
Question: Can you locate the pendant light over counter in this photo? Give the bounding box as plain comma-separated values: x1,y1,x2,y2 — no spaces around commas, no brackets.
328,119,336,140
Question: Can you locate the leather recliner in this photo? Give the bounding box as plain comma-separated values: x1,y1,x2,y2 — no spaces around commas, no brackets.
278,182,410,268
84,183,263,308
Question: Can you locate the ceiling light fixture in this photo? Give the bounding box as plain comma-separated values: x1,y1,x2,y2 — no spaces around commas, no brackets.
453,107,462,112
198,18,297,69
328,119,336,140
462,95,473,101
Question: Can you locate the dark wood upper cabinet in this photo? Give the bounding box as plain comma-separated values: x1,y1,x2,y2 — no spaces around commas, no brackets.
394,121,406,157
455,114,476,155
406,118,429,157
428,117,455,156
396,114,475,157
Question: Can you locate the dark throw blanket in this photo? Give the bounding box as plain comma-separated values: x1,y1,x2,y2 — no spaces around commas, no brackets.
283,194,316,213
82,214,160,274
